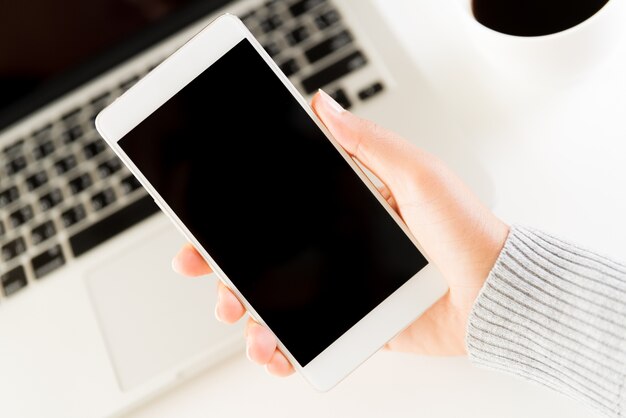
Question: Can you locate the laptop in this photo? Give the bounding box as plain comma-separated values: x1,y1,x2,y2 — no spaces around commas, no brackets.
0,0,485,417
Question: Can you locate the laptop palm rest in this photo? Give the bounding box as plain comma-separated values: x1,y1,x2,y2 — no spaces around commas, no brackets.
85,225,241,391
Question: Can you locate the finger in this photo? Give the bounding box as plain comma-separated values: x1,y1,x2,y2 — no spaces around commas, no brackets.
311,90,423,201
265,349,295,377
378,185,398,211
378,185,391,201
245,319,277,365
215,281,246,324
172,243,212,277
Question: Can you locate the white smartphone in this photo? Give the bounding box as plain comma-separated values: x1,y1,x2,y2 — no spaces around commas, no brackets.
96,14,447,391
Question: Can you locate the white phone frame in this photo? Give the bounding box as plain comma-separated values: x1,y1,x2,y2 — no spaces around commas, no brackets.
96,14,447,391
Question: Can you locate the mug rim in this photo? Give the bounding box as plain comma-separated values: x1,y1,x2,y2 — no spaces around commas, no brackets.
458,0,618,40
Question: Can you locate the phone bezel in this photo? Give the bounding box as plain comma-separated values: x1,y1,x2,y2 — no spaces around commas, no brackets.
96,14,447,391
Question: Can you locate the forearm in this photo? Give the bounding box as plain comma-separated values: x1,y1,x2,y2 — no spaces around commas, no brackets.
466,226,626,417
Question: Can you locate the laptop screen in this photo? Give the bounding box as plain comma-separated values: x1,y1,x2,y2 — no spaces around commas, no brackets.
0,0,230,132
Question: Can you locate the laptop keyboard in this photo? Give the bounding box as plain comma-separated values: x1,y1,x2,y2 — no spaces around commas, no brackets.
242,0,384,105
0,0,386,300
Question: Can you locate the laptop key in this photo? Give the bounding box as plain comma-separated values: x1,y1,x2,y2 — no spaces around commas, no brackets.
61,204,87,228
91,188,116,211
68,172,93,194
9,205,34,228
314,9,341,30
31,245,66,279
259,15,283,33
91,92,111,108
286,26,310,46
61,108,82,124
120,175,142,194
2,237,26,262
83,139,107,159
26,170,49,191
54,154,78,174
6,155,28,175
328,88,352,110
264,41,281,58
3,139,24,156
305,30,353,64
358,81,385,101
0,186,19,208
62,125,83,144
1,265,28,297
279,58,300,77
39,189,63,211
301,51,367,94
265,0,281,8
33,124,53,141
70,195,159,257
31,220,56,245
91,93,112,118
97,158,122,179
239,10,256,27
33,140,55,160
289,0,326,17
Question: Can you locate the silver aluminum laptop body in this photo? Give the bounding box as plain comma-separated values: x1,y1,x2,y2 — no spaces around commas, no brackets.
0,1,485,416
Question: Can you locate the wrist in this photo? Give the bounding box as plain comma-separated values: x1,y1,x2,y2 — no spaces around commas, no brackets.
448,215,510,317
476,216,510,285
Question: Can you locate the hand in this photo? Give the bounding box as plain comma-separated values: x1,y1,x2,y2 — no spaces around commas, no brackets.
172,90,509,377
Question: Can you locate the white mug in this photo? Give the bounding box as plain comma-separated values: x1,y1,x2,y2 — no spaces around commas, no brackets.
457,0,626,83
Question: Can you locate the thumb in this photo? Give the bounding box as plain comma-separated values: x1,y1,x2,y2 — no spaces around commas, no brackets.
311,90,422,197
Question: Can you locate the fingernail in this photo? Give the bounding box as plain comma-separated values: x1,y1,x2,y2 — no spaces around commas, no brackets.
245,323,258,361
215,286,224,321
246,340,253,362
214,303,222,322
318,89,346,114
171,257,182,274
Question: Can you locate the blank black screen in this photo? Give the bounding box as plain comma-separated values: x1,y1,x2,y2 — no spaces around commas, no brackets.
119,40,428,366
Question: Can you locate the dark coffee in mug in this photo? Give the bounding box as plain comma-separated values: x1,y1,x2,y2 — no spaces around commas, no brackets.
472,0,610,37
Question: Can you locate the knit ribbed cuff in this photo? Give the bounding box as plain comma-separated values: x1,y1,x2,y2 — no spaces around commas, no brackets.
618,379,626,417
466,226,626,417
620,380,626,417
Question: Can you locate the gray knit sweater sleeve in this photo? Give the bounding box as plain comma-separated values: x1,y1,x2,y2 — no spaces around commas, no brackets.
466,226,626,417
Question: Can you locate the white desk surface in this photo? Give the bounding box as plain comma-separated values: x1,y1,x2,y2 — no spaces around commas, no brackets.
128,1,626,417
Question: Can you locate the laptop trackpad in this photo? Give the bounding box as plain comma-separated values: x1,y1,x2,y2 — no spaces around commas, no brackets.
85,225,241,391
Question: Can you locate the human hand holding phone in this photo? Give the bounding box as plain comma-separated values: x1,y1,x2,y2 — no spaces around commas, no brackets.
97,15,453,389
173,90,509,376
